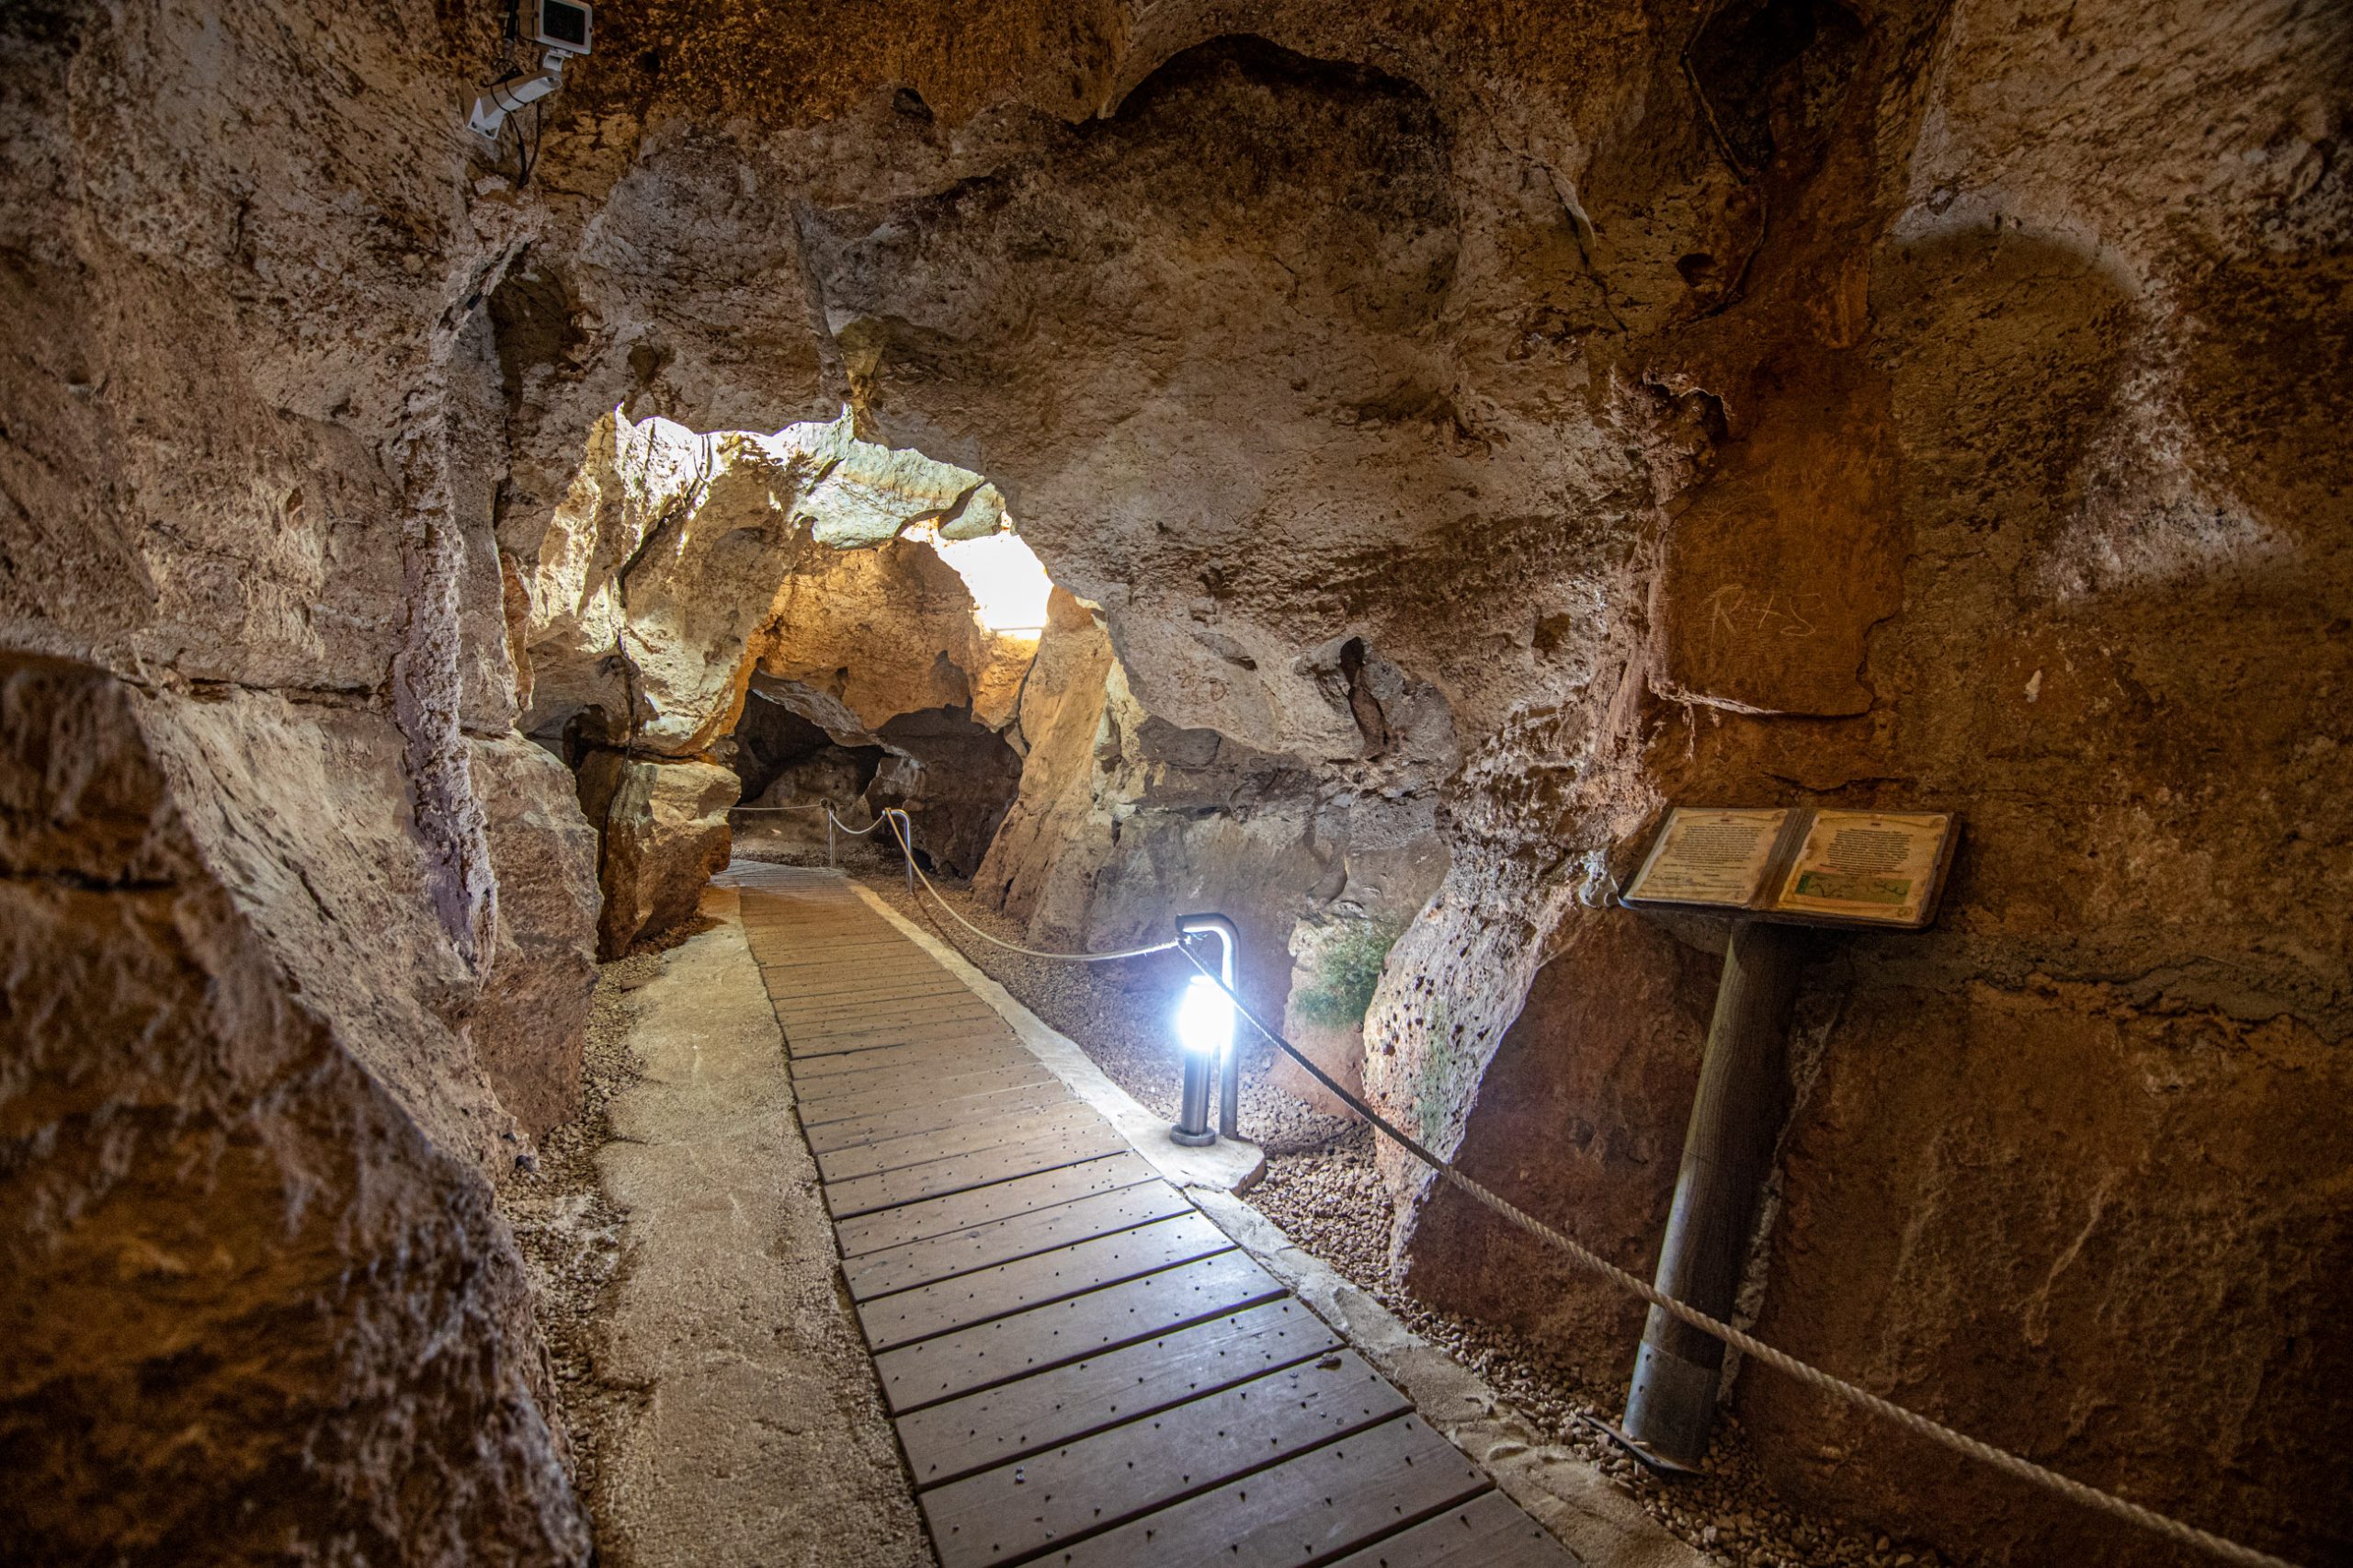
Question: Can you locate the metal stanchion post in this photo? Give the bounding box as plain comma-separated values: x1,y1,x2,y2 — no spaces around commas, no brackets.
826,811,835,868
1621,918,1804,1463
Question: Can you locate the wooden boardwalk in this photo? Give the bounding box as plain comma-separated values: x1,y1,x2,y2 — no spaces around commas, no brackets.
734,866,1580,1568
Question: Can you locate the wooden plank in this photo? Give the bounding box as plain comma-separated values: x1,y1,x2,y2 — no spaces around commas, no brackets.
786,1009,1006,1054
786,1014,1009,1060
806,1077,1072,1153
835,1153,1160,1258
770,979,971,1012
858,1212,1234,1349
767,965,967,996
1324,1492,1579,1568
845,1181,1194,1301
873,1249,1287,1413
791,1037,1024,1082
920,1350,1410,1568
800,1062,1056,1128
770,974,970,1008
817,1099,1101,1186
751,942,923,969
894,1300,1343,1489
1049,1415,1491,1568
825,1120,1131,1219
796,1055,1038,1107
783,996,1002,1033
748,938,908,963
791,1038,1028,1085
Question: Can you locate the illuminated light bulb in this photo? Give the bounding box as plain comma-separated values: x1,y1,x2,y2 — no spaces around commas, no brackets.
1175,973,1234,1059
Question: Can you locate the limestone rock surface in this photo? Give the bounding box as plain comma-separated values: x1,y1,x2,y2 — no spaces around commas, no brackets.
521,409,991,756
471,737,603,1137
5,0,2348,1563
580,753,740,958
0,657,586,1566
759,538,1037,736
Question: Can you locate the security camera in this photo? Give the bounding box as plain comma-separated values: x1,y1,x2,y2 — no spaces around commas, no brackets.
532,0,592,57
469,63,562,137
469,1,590,138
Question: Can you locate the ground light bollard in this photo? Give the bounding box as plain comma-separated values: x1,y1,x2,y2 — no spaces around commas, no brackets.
889,809,915,892
1612,806,1961,1469
1172,914,1239,1146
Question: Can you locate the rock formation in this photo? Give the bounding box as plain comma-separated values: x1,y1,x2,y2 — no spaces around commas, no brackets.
0,664,587,1564
516,407,1040,916
4,0,2346,1564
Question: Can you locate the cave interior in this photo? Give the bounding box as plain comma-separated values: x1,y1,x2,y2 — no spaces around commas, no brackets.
0,1,2347,1566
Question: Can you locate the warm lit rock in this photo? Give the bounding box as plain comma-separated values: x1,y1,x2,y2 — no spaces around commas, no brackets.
0,657,586,1564
520,409,990,757
578,752,740,959
6,0,2347,1562
470,736,602,1137
756,537,1025,736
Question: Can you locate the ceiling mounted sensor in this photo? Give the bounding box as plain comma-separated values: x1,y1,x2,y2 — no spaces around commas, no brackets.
533,0,592,55
469,0,592,140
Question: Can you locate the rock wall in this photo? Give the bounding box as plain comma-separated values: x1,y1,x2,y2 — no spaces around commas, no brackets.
516,410,1037,911
1,3,598,1558
472,738,603,1136
575,751,739,959
6,0,2344,1563
972,590,1451,1021
0,664,587,1564
513,6,2343,1563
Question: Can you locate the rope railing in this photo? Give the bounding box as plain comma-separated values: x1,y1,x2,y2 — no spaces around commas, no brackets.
1168,943,2305,1568
879,808,1177,962
857,806,2304,1568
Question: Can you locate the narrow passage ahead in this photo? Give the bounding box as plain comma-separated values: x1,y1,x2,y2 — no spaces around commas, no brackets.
736,865,1578,1568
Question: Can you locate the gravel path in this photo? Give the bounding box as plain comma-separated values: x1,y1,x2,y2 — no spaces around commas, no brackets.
759,834,1952,1568
497,949,661,1506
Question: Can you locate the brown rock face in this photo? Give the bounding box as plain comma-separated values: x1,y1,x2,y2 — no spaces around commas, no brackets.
471,738,602,1136
578,753,740,958
0,658,585,1564
6,0,2347,1561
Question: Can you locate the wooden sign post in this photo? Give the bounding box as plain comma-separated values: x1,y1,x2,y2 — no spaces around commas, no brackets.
1609,807,1961,1468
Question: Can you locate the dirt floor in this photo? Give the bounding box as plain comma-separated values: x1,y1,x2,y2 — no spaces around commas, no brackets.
754,830,1951,1568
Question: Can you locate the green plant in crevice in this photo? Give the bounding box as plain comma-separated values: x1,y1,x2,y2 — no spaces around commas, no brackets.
1292,915,1406,1032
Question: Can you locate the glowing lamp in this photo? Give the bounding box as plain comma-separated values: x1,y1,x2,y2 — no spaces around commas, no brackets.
1176,973,1233,1059
1171,915,1240,1148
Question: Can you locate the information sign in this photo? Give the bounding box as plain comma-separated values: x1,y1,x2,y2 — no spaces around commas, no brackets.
1621,806,1959,930
1622,808,1790,909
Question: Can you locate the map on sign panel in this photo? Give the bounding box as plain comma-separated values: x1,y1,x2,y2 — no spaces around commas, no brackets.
1621,806,1959,930
1770,811,1951,926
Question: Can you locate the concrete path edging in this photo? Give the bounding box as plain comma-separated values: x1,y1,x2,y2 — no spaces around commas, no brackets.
590,881,931,1568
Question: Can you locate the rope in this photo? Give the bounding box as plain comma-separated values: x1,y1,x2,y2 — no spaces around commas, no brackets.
1172,945,2305,1568
881,810,1178,963
826,810,886,837
730,801,828,813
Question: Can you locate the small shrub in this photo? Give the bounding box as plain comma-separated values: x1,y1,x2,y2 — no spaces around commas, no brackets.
1292,915,1404,1032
